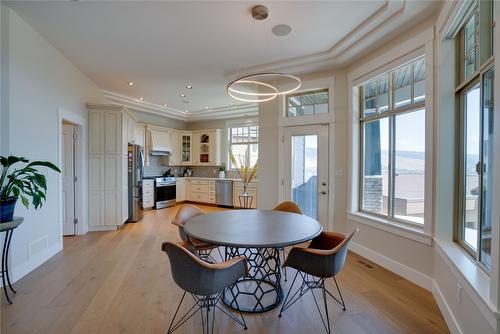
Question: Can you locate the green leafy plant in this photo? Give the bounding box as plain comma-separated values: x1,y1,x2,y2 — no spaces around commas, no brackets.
219,164,226,172
0,156,61,209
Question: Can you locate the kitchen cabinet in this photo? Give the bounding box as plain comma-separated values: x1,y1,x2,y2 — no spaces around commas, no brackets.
180,132,193,165
87,104,133,230
169,130,180,165
142,179,155,209
233,181,257,209
176,178,186,202
134,124,145,147
192,129,221,166
185,178,215,204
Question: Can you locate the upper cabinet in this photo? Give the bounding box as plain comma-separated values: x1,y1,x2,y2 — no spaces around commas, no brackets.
193,130,221,166
169,130,181,165
179,132,193,165
133,124,145,147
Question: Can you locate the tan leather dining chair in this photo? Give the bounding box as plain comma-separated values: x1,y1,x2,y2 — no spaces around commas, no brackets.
272,201,303,281
279,229,358,334
162,241,248,334
171,204,222,261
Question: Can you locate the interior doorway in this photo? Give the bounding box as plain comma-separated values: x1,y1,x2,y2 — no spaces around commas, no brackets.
283,124,329,229
62,122,77,236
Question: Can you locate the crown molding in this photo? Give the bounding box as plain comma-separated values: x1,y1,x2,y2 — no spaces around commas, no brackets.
101,90,258,122
225,1,406,77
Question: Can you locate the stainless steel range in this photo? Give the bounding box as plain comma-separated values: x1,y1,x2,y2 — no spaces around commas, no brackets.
155,177,176,209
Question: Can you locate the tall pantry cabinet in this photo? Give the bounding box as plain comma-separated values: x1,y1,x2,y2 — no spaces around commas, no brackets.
87,104,135,231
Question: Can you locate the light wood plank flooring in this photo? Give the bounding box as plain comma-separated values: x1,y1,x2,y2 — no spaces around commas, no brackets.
1,204,449,334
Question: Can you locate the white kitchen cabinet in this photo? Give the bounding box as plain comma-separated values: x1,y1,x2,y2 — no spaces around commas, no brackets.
192,130,221,166
134,124,145,147
176,178,186,202
169,130,181,165
184,178,216,204
87,104,132,231
233,181,257,208
179,132,193,165
142,179,155,209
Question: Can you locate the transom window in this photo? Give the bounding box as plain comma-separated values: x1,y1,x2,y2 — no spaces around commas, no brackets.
455,1,495,271
228,125,259,169
358,57,426,226
286,89,329,117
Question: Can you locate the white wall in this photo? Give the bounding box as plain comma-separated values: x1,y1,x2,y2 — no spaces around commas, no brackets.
1,5,105,281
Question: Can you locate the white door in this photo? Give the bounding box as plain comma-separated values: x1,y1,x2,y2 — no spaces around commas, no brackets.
62,124,76,236
283,125,329,228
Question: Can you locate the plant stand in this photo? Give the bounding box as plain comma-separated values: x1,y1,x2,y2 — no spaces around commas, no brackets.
0,217,23,304
238,192,253,209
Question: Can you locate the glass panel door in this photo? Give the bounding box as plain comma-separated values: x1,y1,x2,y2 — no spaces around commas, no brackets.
291,135,318,219
283,125,329,228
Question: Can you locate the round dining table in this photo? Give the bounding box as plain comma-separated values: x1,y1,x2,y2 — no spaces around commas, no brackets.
184,209,322,313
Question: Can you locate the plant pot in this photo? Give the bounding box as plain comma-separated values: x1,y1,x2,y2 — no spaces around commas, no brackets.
0,197,17,223
219,171,226,179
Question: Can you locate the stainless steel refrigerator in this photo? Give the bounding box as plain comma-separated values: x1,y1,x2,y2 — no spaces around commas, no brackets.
128,144,144,222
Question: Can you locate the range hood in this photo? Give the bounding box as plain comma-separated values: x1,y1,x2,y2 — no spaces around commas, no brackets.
148,129,172,156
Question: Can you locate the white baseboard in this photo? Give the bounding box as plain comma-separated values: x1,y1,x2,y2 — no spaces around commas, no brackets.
11,241,63,284
350,241,433,290
432,280,463,334
88,226,117,232
350,241,464,334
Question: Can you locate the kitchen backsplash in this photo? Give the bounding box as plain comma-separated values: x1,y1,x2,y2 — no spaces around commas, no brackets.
143,156,242,179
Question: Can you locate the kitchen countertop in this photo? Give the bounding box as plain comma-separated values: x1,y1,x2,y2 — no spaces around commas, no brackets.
176,176,257,182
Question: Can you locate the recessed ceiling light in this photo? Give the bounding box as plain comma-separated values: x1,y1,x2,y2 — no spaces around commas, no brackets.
204,106,209,110
272,24,292,37
185,110,188,113
163,104,168,107
179,93,186,98
127,82,134,86
186,85,193,89
139,97,144,101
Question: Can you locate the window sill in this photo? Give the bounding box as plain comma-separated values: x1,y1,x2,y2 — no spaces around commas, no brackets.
434,238,500,321
348,212,432,245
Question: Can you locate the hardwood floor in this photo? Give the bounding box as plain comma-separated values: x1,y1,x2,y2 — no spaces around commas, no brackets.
1,204,449,334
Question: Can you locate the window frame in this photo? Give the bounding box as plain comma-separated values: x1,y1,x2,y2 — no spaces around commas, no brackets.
358,57,426,228
285,88,329,117
227,124,259,170
454,0,496,271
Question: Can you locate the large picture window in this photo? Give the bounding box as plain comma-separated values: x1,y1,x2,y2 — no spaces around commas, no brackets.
456,1,495,270
228,125,259,169
359,57,426,226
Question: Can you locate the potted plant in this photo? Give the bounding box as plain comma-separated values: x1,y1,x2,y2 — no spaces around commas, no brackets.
219,164,226,179
0,156,61,222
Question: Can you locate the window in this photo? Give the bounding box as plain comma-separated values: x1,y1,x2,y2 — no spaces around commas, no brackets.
456,1,495,270
359,57,426,226
286,89,328,117
228,125,259,169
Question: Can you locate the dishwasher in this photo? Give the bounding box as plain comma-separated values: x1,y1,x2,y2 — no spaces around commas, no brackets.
215,180,233,207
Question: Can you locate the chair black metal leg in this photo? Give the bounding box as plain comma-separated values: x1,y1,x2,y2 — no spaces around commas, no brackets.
279,270,301,317
322,280,331,334
333,276,346,311
167,291,187,334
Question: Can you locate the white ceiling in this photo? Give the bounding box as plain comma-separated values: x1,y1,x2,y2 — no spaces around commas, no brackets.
6,1,441,121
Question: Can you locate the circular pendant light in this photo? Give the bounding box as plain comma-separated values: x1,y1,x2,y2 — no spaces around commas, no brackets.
227,6,301,103
227,73,301,103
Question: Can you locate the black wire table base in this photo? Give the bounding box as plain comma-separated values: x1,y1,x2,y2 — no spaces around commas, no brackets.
223,247,283,313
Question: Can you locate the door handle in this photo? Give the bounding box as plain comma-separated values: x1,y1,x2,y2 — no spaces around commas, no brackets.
320,191,327,195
